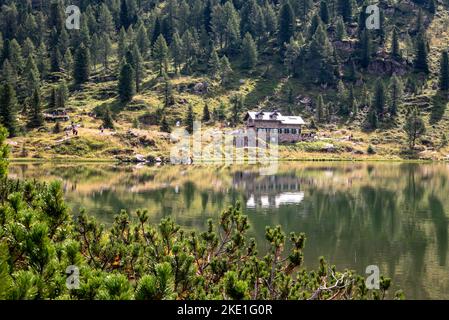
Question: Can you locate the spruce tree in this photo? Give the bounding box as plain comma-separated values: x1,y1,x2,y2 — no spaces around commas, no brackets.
241,33,258,69
28,88,44,129
391,27,401,60
202,103,211,122
367,107,378,129
278,1,295,47
48,87,57,110
171,32,183,75
208,47,221,79
390,75,403,117
102,108,114,129
414,33,429,74
319,1,330,24
316,95,325,123
132,45,144,92
338,0,352,23
219,56,233,85
439,51,449,91
163,78,174,108
185,104,195,134
160,116,170,133
335,16,346,41
360,29,371,68
373,80,386,119
118,63,136,102
25,56,40,96
153,35,169,76
73,43,90,85
404,107,426,149
0,82,18,137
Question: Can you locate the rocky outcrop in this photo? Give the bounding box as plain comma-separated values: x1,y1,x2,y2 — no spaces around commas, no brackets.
368,58,408,76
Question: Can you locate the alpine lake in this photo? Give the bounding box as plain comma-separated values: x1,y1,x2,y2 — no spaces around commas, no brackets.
9,161,449,299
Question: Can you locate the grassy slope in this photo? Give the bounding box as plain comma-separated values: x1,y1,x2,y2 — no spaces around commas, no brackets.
7,3,449,161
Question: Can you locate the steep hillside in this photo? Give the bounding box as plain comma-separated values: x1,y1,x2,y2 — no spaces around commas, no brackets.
1,0,449,160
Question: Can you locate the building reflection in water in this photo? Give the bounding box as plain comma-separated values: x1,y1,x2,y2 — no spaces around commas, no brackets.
233,171,305,209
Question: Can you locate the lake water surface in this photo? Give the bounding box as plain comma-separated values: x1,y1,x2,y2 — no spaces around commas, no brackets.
9,162,449,299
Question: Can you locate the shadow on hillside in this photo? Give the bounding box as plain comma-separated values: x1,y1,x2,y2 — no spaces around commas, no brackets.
430,92,447,124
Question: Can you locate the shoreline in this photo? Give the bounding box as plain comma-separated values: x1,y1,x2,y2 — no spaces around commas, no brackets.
9,157,442,164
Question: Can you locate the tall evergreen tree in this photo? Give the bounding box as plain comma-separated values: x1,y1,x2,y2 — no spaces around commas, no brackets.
319,1,330,24
219,56,233,85
185,104,195,134
404,107,426,149
414,33,429,74
118,62,135,102
153,35,169,76
391,27,401,60
316,94,325,123
102,108,114,129
439,51,449,91
360,29,371,68
73,43,90,85
202,103,211,122
373,80,386,119
390,75,403,117
28,88,44,129
160,115,170,133
241,33,258,69
338,0,353,22
0,82,18,137
278,1,295,48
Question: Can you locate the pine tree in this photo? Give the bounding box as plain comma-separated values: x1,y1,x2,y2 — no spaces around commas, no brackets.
102,108,114,129
171,32,183,74
391,27,401,60
136,23,150,57
63,49,73,75
335,16,346,41
202,103,211,122
367,107,378,129
0,82,18,137
163,78,174,108
348,85,357,116
360,29,371,68
160,116,170,133
219,56,233,85
337,80,348,115
25,56,40,96
48,87,57,110
185,104,195,134
390,75,403,116
230,95,244,127
120,0,130,29
73,43,90,85
319,1,330,24
338,0,352,23
439,51,449,91
118,63,136,102
316,95,325,123
56,82,68,109
208,47,221,78
118,27,128,62
132,45,144,92
373,80,386,119
153,35,169,76
28,88,44,129
414,33,429,74
278,1,295,48
241,33,258,69
404,107,426,149
100,34,112,71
